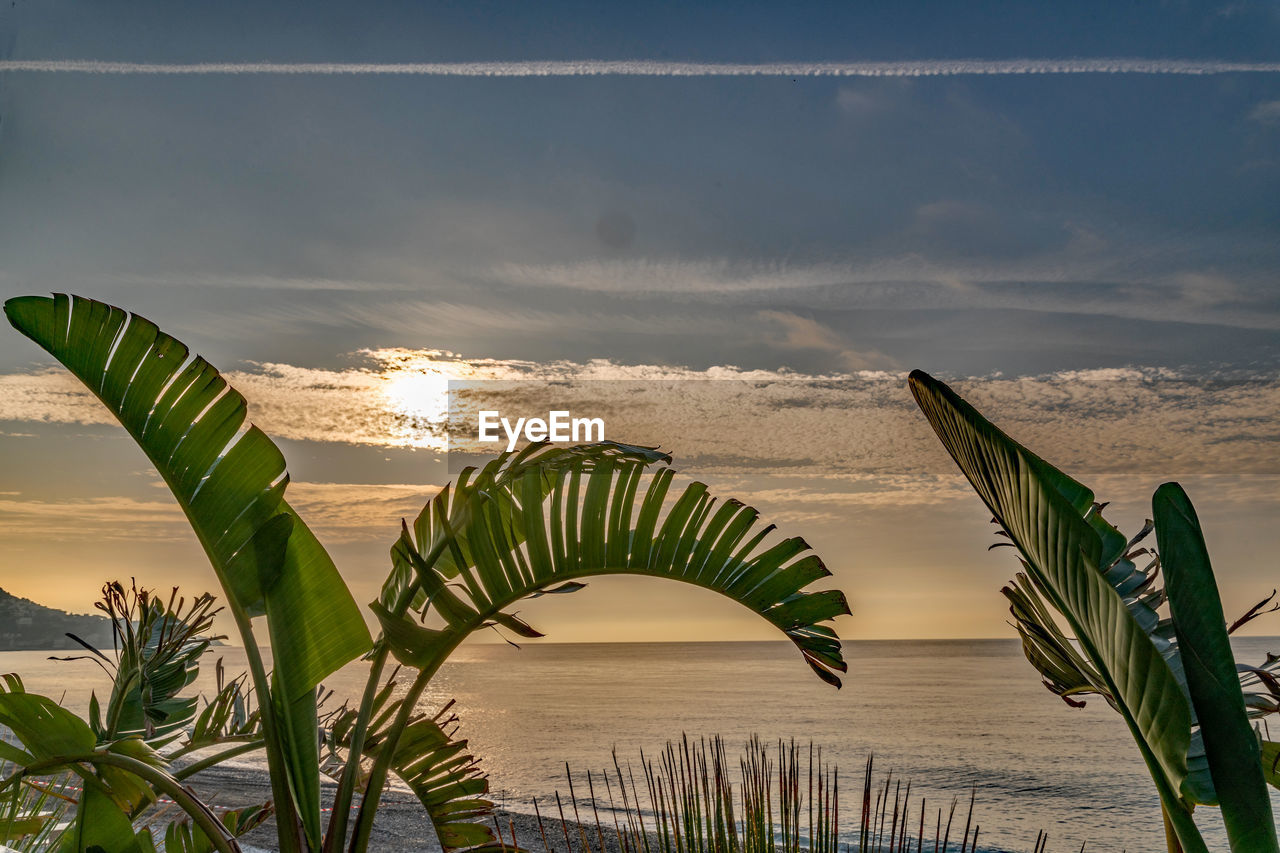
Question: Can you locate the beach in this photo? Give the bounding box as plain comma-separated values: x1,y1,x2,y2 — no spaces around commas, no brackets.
178,764,632,853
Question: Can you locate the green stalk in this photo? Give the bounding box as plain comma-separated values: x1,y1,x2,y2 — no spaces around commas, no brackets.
1,752,239,853
1164,807,1185,853
321,642,389,852
330,525,461,851
346,649,451,853
227,605,307,853
98,750,241,853
174,740,267,781
347,569,575,852
169,735,261,763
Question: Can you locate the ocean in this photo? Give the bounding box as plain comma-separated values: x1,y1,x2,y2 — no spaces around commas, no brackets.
4,638,1276,852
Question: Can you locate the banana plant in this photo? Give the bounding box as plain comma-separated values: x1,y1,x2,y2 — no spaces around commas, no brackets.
909,369,1280,853
1,581,262,852
0,675,239,853
5,293,373,852
53,581,223,746
2,294,851,853
334,442,852,851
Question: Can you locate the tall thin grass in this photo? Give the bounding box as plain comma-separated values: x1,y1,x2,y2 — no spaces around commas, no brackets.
503,737,1009,853
0,761,74,852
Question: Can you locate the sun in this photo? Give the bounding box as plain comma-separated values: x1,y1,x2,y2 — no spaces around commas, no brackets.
371,349,498,450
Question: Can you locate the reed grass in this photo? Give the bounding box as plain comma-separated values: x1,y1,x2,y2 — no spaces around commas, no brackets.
0,760,74,852
518,736,1060,853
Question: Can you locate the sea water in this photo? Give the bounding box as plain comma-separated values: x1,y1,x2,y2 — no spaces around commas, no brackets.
5,638,1277,852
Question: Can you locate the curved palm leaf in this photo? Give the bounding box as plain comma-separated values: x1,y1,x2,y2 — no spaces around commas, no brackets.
1002,572,1101,706
379,445,850,686
908,370,1208,852
4,293,372,845
1154,482,1279,852
357,444,849,852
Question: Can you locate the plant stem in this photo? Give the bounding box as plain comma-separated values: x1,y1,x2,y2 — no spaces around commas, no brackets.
228,604,308,853
174,740,267,781
1,751,241,853
169,735,262,763
346,648,451,853
1163,807,1185,853
346,570,579,852
96,750,242,853
322,642,389,853
331,525,460,851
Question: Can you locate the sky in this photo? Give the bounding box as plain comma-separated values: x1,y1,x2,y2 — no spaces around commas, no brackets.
0,1,1279,642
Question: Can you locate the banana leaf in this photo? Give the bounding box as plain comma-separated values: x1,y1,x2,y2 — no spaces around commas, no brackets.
1155,482,1279,852
381,448,850,686
5,294,372,845
909,369,1208,852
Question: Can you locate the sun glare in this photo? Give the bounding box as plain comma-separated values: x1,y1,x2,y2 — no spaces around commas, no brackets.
371,348,504,450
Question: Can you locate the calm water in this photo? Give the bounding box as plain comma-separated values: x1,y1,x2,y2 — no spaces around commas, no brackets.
5,638,1277,852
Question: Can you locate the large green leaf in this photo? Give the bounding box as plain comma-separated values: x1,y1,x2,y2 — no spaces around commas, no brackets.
0,690,99,775
0,692,150,852
3,294,370,688
54,780,147,853
1002,572,1103,706
1154,482,1279,852
381,445,850,686
4,294,372,843
908,370,1208,852
358,444,848,851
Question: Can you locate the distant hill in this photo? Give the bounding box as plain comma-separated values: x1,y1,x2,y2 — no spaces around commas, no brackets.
0,588,112,651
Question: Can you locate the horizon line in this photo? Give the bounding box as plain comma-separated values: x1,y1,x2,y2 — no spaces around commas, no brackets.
3,58,1280,77
189,635,1280,650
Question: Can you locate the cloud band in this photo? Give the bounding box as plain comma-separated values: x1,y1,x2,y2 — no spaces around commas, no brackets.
2,58,1279,77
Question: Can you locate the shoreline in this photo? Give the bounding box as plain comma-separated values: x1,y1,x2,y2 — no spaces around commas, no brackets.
182,764,1015,853
180,763,639,853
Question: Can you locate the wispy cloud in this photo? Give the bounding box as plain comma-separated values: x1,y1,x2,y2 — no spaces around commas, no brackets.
0,495,187,540
3,59,1280,77
275,482,440,542
756,310,898,371
0,484,441,544
483,254,1280,330
1249,99,1280,124
2,352,1278,483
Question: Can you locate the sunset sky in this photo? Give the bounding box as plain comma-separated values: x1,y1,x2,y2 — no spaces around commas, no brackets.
1,1,1279,641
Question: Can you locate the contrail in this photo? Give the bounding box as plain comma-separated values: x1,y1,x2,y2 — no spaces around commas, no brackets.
1,58,1279,77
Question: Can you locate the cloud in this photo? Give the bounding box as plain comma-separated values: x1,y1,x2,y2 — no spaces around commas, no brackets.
283,482,440,542
488,258,852,295
0,495,187,540
2,352,1279,484
1173,271,1241,307
756,310,898,370
835,85,893,117
4,59,1280,77
1249,99,1280,124
0,484,443,545
109,272,416,293
0,369,117,427
479,253,1280,331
